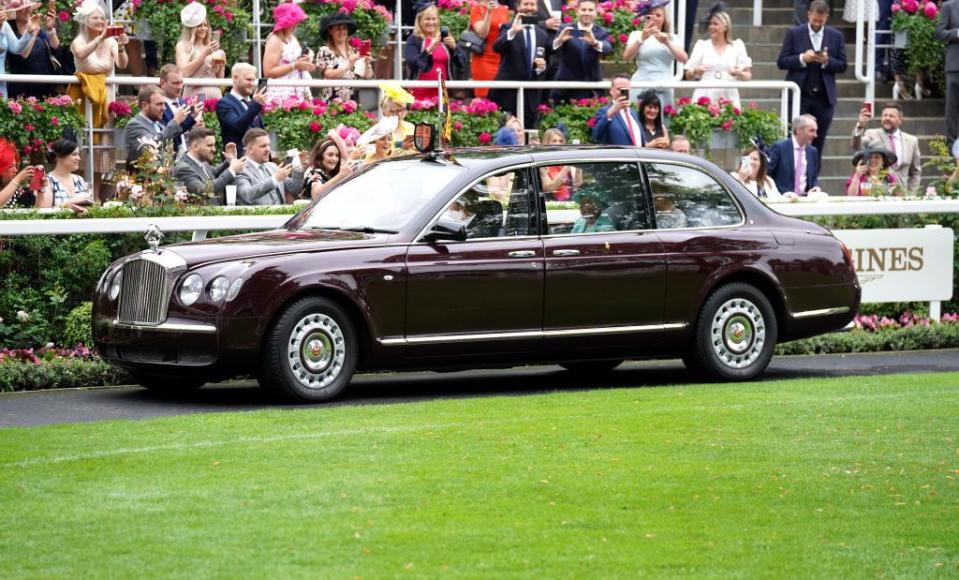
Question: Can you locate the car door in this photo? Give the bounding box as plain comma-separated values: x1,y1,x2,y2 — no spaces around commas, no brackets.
540,159,668,356
404,166,544,359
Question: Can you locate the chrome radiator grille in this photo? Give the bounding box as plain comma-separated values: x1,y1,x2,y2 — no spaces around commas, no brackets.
117,259,172,325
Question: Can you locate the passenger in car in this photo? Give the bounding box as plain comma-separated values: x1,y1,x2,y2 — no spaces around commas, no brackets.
571,186,615,233
653,192,687,229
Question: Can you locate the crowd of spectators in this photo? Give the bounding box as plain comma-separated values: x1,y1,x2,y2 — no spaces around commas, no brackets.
0,0,951,211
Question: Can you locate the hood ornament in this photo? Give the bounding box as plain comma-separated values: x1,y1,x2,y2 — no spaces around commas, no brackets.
144,224,164,253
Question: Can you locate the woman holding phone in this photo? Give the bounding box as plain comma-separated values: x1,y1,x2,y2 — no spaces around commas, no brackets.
263,2,314,101
6,0,59,99
0,139,42,209
623,0,686,108
37,139,92,212
315,13,372,102
730,146,783,200
468,0,509,98
404,3,465,101
175,2,226,101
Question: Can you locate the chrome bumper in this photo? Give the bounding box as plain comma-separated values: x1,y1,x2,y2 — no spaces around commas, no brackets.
105,319,218,334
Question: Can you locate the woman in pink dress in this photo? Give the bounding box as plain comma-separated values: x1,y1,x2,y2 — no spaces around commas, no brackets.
403,4,465,101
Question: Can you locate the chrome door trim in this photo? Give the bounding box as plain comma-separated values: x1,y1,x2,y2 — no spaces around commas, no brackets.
378,322,687,346
790,306,851,319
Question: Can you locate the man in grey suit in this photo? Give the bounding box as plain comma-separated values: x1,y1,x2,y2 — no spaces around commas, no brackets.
173,127,247,203
851,101,922,192
125,84,192,170
936,0,959,149
234,128,304,205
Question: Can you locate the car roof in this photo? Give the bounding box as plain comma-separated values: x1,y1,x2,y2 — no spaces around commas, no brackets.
413,145,706,171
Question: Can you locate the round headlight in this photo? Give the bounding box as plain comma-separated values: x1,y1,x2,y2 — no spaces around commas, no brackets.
179,274,204,306
209,276,230,302
227,278,244,302
108,270,122,301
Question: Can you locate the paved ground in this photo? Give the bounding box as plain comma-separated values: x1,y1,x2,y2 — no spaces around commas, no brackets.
2,350,958,428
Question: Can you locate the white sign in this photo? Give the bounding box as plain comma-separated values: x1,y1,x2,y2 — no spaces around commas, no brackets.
834,227,954,303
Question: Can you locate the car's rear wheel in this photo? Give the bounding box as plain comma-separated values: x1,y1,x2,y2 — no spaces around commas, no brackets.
259,296,357,402
131,372,207,393
560,360,623,375
683,283,777,381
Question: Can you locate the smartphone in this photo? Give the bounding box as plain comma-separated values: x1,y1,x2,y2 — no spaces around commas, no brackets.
105,26,125,38
282,154,293,166
570,28,583,38
520,14,540,26
358,39,372,57
257,78,269,93
211,30,221,43
29,166,44,192
300,43,310,57
740,156,751,172
440,26,450,38
197,92,207,103
863,101,872,114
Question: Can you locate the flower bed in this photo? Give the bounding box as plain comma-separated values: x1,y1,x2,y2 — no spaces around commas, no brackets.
0,346,131,392
298,0,393,54
665,96,781,153
0,96,84,154
263,97,376,152
128,0,252,67
891,0,947,93
437,0,472,38
538,97,610,144
406,97,501,146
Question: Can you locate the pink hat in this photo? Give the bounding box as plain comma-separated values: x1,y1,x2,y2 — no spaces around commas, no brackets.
273,2,307,32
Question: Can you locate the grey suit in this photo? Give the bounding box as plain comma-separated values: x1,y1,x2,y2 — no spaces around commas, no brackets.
124,113,187,169
936,0,959,146
234,161,304,206
172,155,236,204
851,127,922,192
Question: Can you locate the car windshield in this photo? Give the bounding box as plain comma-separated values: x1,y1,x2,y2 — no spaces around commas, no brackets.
292,160,466,233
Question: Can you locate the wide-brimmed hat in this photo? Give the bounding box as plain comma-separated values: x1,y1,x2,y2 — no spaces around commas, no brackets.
852,147,896,168
319,13,358,40
571,183,609,209
180,2,207,27
635,0,670,16
0,139,18,173
273,2,307,32
356,116,399,146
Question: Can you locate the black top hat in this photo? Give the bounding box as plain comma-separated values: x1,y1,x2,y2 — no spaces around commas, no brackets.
319,13,358,40
852,147,897,168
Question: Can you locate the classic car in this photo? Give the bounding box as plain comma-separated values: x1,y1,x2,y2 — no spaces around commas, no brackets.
92,146,860,402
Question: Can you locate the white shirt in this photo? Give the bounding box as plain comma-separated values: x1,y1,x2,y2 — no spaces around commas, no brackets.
808,24,823,51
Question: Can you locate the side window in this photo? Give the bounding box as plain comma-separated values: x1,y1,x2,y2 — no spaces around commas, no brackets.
539,161,648,234
441,168,533,239
645,163,742,229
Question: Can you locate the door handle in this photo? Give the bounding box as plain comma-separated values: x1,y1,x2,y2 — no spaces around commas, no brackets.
507,250,536,258
552,249,581,257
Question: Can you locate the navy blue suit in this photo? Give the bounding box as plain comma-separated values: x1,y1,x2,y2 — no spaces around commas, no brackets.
161,98,196,153
590,104,643,146
766,138,819,195
215,93,264,157
777,24,847,169
488,23,552,130
550,25,612,102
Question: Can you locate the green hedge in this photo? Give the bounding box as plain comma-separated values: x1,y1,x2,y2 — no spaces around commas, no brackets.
776,323,959,355
0,359,131,392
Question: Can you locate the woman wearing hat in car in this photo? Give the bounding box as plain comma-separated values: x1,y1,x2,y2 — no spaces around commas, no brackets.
315,13,373,102
175,2,226,101
263,1,315,101
845,147,903,197
571,185,615,233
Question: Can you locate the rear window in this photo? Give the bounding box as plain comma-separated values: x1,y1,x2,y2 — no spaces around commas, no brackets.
644,162,742,229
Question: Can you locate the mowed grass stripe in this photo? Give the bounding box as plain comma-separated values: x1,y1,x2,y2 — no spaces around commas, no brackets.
1,373,958,578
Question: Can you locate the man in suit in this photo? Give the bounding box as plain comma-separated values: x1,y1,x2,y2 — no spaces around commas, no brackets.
159,63,197,155
124,85,192,170
235,128,304,205
777,0,847,171
767,115,822,195
936,0,959,149
851,101,922,192
173,127,247,202
216,62,267,157
590,74,644,146
550,0,612,102
488,0,552,130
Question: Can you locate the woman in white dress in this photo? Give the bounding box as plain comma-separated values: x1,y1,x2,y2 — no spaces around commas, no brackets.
842,0,878,24
622,0,687,107
730,146,785,201
262,2,315,102
683,7,751,108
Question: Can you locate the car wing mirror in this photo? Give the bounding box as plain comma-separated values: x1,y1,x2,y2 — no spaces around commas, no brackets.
422,217,467,243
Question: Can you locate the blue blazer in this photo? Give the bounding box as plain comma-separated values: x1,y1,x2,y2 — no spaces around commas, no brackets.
161,98,196,151
776,24,847,106
553,25,612,83
591,104,643,146
215,93,264,156
766,138,819,194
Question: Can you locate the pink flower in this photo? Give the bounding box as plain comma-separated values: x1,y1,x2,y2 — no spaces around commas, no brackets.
677,96,691,106
891,3,901,12
341,100,357,113
22,145,31,154
24,123,33,132
631,17,640,26
313,105,326,115
454,121,463,130
618,33,628,43
224,11,233,22
50,116,59,126
478,131,492,144
707,103,720,116
732,107,741,115
7,101,21,115
697,96,711,106
576,98,591,106
309,121,321,133
538,103,551,113
602,11,613,24
598,96,609,104
923,1,937,18
902,0,917,13
720,119,733,131
563,15,572,23
212,4,224,14
58,10,69,21
349,37,362,49
663,104,677,117
748,101,759,110
203,97,219,112
586,117,597,128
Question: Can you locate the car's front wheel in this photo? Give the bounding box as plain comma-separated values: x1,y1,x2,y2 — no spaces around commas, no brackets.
259,296,357,402
683,283,778,381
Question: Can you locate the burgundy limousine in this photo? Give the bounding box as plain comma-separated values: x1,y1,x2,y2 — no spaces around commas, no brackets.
92,147,860,401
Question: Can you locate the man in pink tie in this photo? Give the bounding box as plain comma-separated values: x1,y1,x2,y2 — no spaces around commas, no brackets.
766,114,823,195
851,101,922,193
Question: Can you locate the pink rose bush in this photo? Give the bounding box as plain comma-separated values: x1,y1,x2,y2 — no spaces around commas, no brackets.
890,0,947,93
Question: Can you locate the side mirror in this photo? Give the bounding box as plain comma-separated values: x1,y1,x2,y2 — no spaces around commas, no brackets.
422,217,467,243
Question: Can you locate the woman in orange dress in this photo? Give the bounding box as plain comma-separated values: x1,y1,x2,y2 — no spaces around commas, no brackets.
468,0,509,98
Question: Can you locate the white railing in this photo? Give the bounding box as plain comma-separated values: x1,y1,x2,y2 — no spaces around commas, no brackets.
854,0,877,105
0,73,800,187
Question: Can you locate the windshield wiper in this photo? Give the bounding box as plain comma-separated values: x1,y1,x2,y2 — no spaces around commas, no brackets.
341,226,399,234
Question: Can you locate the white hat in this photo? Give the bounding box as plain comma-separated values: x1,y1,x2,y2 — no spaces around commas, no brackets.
356,117,399,147
73,0,103,23
180,2,207,28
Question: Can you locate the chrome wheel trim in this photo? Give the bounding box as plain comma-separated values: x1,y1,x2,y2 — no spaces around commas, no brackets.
709,298,766,369
286,313,346,390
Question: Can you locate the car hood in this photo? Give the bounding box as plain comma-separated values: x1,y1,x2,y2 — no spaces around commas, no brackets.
164,228,388,267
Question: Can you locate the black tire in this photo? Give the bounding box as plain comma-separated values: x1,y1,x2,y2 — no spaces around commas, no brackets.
131,372,207,393
259,296,357,402
560,360,623,375
683,282,778,381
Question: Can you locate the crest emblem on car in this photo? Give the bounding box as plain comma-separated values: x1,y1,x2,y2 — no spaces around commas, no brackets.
144,224,164,253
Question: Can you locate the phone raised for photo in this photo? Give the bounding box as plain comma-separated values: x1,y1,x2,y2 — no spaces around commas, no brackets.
211,30,222,44
29,166,44,192
520,14,540,26
863,101,873,114
441,26,450,38
105,26,125,38
358,39,372,57
257,78,269,93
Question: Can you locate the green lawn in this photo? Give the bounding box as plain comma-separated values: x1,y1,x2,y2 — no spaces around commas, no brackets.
2,373,959,577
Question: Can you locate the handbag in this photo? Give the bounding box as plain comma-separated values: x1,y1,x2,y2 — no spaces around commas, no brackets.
457,30,485,55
